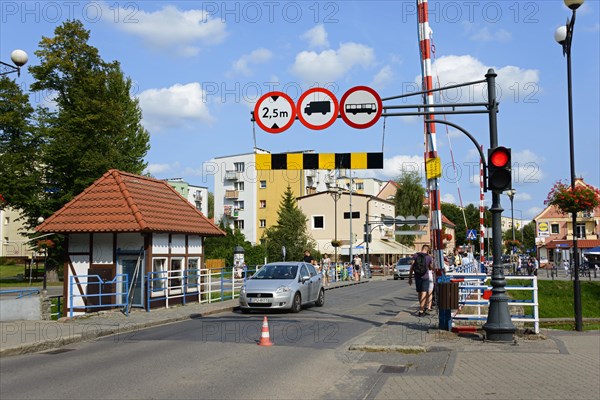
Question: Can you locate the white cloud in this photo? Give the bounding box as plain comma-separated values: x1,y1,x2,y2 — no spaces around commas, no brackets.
425,55,539,103
291,42,375,83
380,154,424,179
526,207,543,219
370,65,394,90
230,48,273,76
104,4,227,56
300,25,329,49
145,163,176,175
585,23,600,33
463,22,512,43
512,149,544,185
515,192,532,201
138,83,214,132
441,193,457,204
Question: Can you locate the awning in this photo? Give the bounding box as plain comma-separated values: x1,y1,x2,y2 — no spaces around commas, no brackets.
358,239,414,256
542,239,600,249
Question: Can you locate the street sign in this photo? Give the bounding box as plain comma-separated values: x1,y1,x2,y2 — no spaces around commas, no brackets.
537,222,550,237
466,229,477,240
296,87,339,130
254,91,296,134
340,86,382,129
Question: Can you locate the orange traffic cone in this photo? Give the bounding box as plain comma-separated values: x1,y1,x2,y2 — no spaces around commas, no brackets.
258,316,274,346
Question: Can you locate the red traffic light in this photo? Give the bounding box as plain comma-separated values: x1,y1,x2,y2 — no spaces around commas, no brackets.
490,147,510,167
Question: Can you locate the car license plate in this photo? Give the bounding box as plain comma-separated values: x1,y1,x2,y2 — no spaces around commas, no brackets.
249,298,270,303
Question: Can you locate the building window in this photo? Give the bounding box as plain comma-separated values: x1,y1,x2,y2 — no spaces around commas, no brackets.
551,224,559,234
234,200,245,210
4,216,8,225
234,220,245,230
260,200,266,208
260,180,267,189
151,258,167,294
313,215,324,229
187,257,200,291
170,258,183,292
234,162,245,172
235,181,244,191
356,182,364,190
576,224,586,239
259,219,266,228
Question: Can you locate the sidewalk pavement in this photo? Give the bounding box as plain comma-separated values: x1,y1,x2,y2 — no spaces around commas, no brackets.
2,276,599,400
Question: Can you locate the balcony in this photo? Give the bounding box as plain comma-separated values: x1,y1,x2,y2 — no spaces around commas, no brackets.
193,191,203,201
224,206,240,218
225,171,240,180
225,190,239,199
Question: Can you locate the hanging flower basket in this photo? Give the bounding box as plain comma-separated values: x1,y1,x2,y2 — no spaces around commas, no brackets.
504,239,522,248
0,194,6,210
545,181,600,214
330,240,342,248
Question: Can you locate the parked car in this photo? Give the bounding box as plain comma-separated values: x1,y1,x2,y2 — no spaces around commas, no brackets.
394,257,413,280
239,262,324,313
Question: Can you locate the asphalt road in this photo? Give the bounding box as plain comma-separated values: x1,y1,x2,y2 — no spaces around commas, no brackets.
0,279,418,400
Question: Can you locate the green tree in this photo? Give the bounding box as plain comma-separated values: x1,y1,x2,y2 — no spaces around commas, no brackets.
394,171,426,246
522,221,536,254
263,185,315,262
441,202,491,252
0,77,45,226
207,192,214,219
29,20,150,215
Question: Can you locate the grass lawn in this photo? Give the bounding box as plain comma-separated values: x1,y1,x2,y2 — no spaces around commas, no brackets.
507,279,600,319
0,263,62,287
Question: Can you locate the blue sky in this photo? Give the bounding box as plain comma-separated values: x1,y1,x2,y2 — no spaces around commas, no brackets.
2,1,599,221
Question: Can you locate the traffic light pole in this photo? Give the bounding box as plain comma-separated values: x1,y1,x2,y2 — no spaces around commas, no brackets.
482,69,516,342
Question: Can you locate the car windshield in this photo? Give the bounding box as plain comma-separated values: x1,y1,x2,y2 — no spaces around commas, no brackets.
397,258,412,266
252,264,298,280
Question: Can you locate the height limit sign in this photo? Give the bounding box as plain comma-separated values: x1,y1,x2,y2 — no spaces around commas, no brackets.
254,91,296,134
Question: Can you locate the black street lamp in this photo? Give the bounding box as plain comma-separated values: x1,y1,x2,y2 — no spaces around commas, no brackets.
0,50,28,77
555,0,585,332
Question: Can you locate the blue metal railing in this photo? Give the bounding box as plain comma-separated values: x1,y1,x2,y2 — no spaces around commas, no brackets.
69,274,128,318
0,289,40,298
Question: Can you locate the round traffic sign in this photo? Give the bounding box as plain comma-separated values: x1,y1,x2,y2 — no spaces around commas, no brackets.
296,88,339,130
340,86,382,129
538,222,548,232
254,91,296,134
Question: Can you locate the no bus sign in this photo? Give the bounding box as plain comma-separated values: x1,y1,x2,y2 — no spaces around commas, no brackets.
340,86,382,129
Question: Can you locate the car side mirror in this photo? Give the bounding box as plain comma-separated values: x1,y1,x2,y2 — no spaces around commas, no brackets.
301,275,310,283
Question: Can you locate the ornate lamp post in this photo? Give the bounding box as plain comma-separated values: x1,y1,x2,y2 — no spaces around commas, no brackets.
329,187,342,281
554,0,584,332
0,50,28,77
506,189,517,253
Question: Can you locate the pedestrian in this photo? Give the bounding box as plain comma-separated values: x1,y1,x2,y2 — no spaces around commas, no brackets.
303,250,313,264
352,255,362,281
321,254,331,287
563,259,570,276
408,244,434,316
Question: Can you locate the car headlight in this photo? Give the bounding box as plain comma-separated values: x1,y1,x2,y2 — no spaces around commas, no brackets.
275,285,292,294
394,267,397,272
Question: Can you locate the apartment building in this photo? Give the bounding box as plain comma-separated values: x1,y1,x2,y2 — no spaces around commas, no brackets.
1,207,35,258
212,149,334,244
166,178,209,217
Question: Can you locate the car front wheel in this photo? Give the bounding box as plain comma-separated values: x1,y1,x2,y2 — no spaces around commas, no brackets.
315,288,325,307
291,293,302,313
393,276,398,280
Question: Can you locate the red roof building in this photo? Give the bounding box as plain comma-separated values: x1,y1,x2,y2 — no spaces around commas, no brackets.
37,170,224,315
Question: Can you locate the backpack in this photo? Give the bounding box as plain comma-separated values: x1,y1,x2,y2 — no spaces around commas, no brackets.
413,253,428,276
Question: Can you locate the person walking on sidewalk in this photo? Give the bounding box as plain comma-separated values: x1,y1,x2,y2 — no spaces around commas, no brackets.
408,244,433,316
321,254,331,287
352,255,362,281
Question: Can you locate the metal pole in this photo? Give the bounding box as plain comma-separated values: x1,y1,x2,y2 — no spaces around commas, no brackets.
349,173,353,267
565,10,583,332
483,69,516,342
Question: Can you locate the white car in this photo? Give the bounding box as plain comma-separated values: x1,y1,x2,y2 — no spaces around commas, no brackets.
239,262,324,313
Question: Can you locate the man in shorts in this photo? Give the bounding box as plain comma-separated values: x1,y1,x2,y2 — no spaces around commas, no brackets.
408,244,434,316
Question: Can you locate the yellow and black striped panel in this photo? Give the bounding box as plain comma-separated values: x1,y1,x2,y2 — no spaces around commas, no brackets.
255,152,384,170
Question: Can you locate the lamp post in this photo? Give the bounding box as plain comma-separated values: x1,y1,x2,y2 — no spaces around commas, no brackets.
555,0,584,332
329,187,342,281
0,50,28,77
507,189,516,249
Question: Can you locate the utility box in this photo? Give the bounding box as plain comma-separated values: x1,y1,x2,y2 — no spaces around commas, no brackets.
438,281,459,310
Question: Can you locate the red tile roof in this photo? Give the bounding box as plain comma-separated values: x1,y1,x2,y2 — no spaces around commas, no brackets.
442,215,456,227
36,170,225,236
